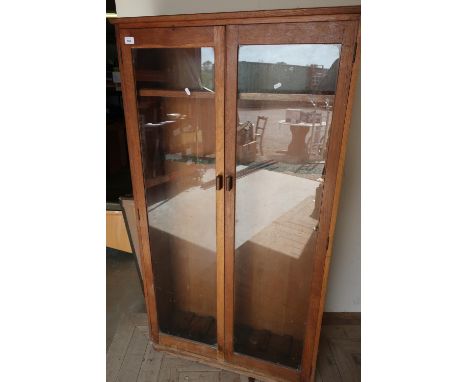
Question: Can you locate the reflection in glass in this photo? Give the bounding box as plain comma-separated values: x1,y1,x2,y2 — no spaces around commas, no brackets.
133,48,217,345
233,44,341,368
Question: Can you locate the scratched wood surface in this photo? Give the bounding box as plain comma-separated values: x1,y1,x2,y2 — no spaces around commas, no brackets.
107,313,360,382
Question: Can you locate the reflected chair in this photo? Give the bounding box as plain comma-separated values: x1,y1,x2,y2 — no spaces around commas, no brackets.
306,112,326,161
254,116,268,156
237,120,256,164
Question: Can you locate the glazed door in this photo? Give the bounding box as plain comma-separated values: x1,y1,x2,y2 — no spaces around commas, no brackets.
224,21,358,380
118,26,225,356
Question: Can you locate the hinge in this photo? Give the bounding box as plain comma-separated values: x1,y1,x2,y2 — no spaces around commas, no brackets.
326,236,330,251
137,208,140,221
353,42,358,63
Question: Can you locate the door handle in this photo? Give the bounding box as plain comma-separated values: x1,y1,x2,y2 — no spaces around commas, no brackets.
216,174,223,190
226,175,233,191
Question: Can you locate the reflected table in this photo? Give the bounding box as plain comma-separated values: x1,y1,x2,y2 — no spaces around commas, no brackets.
278,120,328,162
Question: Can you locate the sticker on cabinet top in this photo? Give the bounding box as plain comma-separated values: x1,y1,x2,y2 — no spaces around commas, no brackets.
124,36,134,44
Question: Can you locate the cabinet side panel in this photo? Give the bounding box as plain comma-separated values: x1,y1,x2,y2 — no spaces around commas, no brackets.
116,25,160,341
300,21,360,382
308,24,360,382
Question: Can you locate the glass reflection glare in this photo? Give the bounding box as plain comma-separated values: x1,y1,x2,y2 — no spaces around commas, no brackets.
134,47,218,346
233,44,341,368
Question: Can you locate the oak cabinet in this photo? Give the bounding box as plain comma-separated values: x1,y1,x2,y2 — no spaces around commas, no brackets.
112,6,360,382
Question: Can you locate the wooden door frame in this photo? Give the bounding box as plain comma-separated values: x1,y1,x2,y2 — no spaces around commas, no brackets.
115,24,226,361
307,26,361,382
224,20,359,382
110,6,360,28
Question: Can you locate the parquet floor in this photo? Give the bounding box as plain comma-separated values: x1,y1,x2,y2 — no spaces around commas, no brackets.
106,313,360,382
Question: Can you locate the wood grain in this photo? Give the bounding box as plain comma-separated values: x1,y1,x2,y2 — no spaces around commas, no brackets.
119,26,215,48
310,25,361,382
301,22,360,382
110,7,361,28
239,93,334,104
139,89,215,98
224,24,239,359
117,23,160,342
111,14,360,29
214,25,226,359
159,333,218,360
228,353,299,382
237,22,345,44
153,341,297,382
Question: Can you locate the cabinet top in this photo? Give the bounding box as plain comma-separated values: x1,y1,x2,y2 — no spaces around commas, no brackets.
109,6,360,28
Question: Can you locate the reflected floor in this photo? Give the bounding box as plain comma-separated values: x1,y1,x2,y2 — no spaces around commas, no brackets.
147,164,321,254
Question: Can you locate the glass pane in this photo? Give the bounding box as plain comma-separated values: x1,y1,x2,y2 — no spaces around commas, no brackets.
133,48,217,345
233,44,341,368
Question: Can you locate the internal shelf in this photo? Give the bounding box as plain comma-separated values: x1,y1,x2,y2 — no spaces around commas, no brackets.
239,92,334,103
139,89,215,98
138,89,335,103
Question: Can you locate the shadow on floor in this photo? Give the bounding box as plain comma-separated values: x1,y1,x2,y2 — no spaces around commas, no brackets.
106,247,146,351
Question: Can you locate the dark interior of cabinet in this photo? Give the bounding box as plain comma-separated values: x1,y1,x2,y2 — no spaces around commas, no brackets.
107,19,132,204
133,48,214,91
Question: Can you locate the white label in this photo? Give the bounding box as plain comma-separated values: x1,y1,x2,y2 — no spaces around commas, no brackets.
124,36,134,45
184,88,191,96
273,82,282,89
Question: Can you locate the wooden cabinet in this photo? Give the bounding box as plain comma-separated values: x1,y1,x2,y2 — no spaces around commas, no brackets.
112,6,360,382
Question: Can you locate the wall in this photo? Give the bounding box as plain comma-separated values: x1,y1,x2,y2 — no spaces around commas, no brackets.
116,0,360,17
324,72,360,312
115,0,361,312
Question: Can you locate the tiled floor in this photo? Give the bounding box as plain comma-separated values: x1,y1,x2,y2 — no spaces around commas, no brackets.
106,248,360,381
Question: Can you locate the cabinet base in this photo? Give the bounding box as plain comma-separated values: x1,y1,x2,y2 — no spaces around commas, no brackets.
152,340,301,382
